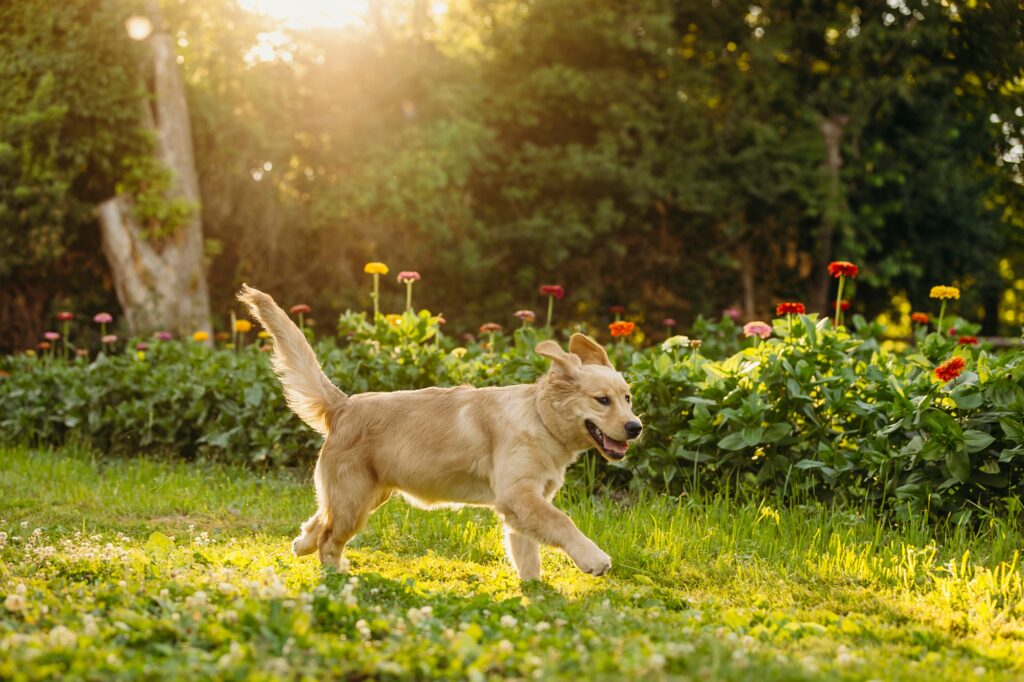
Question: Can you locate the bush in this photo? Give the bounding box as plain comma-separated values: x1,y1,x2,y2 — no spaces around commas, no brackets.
2,314,1022,520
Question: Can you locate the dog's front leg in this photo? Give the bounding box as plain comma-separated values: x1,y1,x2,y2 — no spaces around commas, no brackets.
504,526,541,581
495,482,610,577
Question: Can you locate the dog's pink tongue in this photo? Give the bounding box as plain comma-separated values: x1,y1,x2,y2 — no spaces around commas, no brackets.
604,437,628,455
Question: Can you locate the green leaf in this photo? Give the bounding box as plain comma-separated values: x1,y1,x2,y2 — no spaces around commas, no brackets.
741,426,764,447
950,385,982,410
717,432,748,451
999,417,1024,442
654,353,672,375
144,531,175,556
762,422,792,443
946,448,971,483
963,430,995,454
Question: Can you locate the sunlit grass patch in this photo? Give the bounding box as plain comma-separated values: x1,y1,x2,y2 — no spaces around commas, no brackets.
3,445,1024,680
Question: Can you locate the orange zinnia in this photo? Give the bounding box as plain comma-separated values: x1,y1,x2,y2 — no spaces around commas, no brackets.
934,356,966,382
911,312,929,325
827,261,859,278
609,321,635,337
776,302,806,316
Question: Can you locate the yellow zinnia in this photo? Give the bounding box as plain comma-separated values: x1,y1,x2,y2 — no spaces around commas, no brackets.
257,331,270,339
929,285,960,300
385,314,402,325
234,319,253,333
364,262,389,275
192,331,210,342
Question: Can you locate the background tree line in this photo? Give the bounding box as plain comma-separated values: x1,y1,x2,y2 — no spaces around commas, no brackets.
1,0,1022,350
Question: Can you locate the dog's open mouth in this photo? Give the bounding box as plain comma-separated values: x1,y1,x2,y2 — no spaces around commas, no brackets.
585,420,628,461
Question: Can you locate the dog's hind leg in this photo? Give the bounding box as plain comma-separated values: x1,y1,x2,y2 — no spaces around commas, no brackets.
292,513,323,557
317,466,379,572
504,525,541,581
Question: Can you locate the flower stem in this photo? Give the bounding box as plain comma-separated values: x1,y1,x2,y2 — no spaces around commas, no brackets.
938,300,947,336
834,275,845,327
372,274,380,319
405,282,413,313
546,295,554,331
298,313,305,335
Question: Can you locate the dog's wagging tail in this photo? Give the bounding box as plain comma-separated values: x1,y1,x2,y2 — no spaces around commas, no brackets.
237,283,346,435
235,284,643,580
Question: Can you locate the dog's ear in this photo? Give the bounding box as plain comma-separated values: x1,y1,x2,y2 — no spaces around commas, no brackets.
568,333,614,368
536,339,581,378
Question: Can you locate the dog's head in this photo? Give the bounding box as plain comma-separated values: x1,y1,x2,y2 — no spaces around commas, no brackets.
535,334,642,461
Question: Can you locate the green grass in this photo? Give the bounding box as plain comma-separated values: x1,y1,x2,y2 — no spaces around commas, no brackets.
2,446,1024,680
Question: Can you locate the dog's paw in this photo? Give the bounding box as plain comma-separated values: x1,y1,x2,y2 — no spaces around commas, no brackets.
573,545,612,577
292,534,318,557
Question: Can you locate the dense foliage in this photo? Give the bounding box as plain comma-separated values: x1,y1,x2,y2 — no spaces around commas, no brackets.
2,0,1023,349
3,314,1022,520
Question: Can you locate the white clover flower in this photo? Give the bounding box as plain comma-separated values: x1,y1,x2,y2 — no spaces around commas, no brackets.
497,640,514,653
499,614,518,628
4,593,26,612
82,614,99,637
217,582,236,596
649,653,666,669
48,625,77,649
534,621,550,632
355,619,371,639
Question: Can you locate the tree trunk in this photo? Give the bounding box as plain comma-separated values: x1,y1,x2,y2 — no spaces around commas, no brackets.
98,4,211,336
809,114,849,315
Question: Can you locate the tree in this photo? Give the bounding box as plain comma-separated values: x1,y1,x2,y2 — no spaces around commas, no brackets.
97,1,211,335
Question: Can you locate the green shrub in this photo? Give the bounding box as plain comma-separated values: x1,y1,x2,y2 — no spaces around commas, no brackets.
2,315,1022,520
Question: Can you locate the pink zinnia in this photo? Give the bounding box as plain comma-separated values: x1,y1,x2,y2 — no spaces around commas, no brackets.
289,304,311,315
57,312,74,322
135,342,149,351
154,331,172,341
44,331,60,341
743,321,772,339
514,310,536,322
480,322,503,334
662,318,677,327
102,335,118,344
397,271,421,283
93,312,113,324
722,307,741,321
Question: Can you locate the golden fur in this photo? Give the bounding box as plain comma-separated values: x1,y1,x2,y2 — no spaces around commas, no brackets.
237,284,642,580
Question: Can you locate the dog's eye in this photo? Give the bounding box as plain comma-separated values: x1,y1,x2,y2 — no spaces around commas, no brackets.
625,395,632,404
595,396,610,406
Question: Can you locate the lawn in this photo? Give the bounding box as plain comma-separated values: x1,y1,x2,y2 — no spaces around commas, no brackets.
2,445,1024,680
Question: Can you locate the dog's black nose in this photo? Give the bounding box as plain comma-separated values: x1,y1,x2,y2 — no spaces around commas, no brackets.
624,421,643,439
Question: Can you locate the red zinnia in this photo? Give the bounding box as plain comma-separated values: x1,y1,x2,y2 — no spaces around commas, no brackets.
839,300,850,312
289,304,311,315
608,305,626,314
958,336,978,346
609,321,636,338
662,318,677,327
934,356,966,382
479,322,503,334
57,311,74,321
911,312,929,325
776,302,806,316
539,285,564,300
827,261,859,278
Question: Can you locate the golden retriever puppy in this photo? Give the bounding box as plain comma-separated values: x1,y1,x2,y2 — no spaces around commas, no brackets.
237,284,642,580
